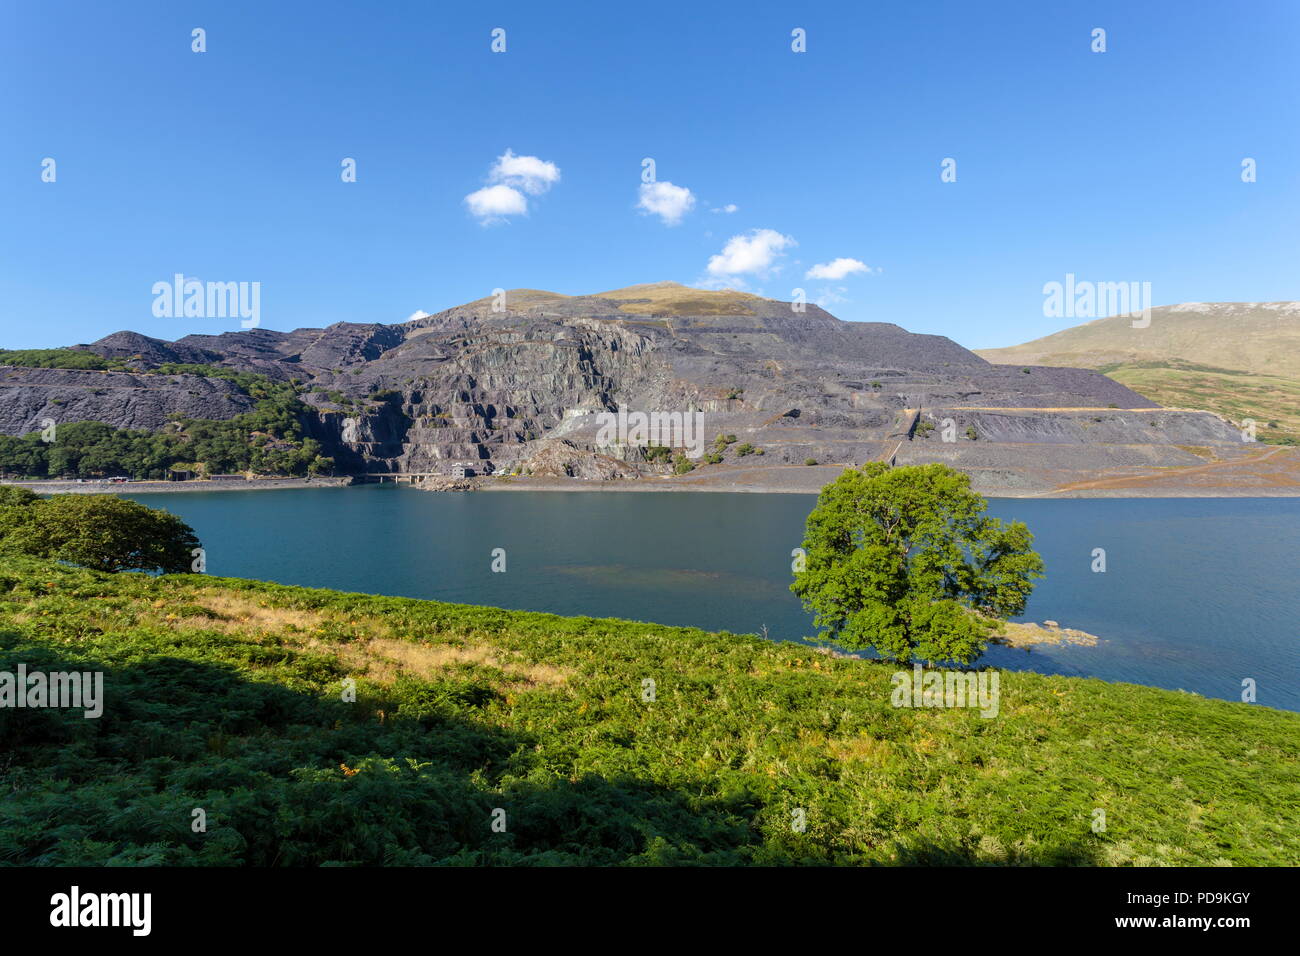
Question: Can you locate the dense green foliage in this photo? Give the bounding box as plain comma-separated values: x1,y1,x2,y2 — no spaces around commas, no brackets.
0,369,333,478
0,348,128,371
0,556,1295,866
0,422,330,479
792,463,1044,665
0,494,199,573
0,486,39,509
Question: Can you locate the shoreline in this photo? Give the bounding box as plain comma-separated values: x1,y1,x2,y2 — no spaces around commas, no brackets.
0,477,354,494
473,477,1300,498
5,473,1298,499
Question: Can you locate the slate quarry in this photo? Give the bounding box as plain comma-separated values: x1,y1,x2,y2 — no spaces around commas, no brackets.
0,284,1246,491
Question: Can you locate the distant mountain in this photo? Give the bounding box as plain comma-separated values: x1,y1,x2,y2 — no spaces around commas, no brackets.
2,284,1264,493
976,303,1300,443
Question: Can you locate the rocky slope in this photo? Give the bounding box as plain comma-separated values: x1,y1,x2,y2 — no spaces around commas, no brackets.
0,365,254,434
0,283,1255,490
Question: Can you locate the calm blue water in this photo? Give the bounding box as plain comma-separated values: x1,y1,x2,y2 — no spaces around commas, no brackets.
127,486,1300,711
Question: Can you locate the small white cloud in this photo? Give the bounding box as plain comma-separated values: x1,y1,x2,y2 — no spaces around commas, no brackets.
464,149,561,223
465,184,528,222
489,149,561,195
710,203,738,214
637,181,696,225
706,229,796,282
406,310,431,321
805,258,870,280
697,275,748,291
813,286,850,307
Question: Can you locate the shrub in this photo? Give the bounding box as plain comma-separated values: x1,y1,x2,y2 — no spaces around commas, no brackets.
0,348,128,371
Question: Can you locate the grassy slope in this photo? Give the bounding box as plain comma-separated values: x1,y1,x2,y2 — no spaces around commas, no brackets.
458,282,765,317
1098,362,1300,445
2,556,1296,866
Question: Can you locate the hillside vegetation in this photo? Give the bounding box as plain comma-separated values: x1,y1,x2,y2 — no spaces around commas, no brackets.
977,303,1300,444
1094,361,1300,445
0,349,130,372
2,556,1296,866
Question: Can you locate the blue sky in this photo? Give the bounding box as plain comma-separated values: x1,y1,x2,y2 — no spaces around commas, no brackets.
2,0,1297,350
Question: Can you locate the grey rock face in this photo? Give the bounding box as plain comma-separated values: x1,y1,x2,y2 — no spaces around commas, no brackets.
0,366,254,435
71,330,220,366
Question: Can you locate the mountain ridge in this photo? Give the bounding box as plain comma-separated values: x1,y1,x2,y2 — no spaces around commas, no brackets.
2,286,1272,494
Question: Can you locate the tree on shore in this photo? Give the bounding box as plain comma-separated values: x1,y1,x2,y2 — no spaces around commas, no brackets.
791,462,1043,665
0,493,200,574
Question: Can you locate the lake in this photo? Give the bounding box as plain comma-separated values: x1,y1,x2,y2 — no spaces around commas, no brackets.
127,486,1300,711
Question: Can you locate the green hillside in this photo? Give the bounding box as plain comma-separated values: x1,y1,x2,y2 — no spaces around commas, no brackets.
2,556,1296,866
1098,361,1300,445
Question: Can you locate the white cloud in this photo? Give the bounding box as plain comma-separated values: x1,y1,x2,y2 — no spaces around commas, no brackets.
465,184,528,222
710,203,738,214
805,257,870,280
464,149,561,223
637,181,696,225
406,310,431,321
697,275,748,291
489,149,561,195
706,229,796,281
813,286,850,307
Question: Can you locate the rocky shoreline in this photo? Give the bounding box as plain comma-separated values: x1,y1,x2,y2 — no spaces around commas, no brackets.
0,477,355,494
6,463,1298,499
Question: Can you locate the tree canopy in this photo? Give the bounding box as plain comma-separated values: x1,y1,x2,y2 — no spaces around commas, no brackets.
0,493,200,574
791,462,1043,665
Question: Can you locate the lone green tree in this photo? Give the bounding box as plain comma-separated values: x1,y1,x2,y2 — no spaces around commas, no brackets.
0,494,200,574
791,462,1043,664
